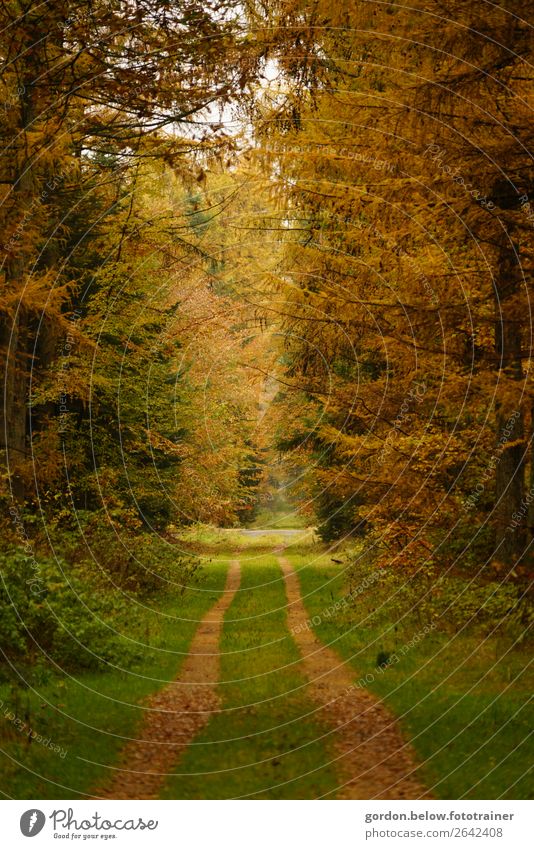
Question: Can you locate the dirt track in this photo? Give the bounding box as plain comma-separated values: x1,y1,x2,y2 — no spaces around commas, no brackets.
279,556,431,799
94,561,241,800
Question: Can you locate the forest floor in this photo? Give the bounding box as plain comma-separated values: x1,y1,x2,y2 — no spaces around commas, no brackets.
0,530,532,799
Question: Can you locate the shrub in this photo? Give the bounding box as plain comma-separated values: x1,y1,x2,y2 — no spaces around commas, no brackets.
344,546,533,641
36,510,201,593
0,548,142,676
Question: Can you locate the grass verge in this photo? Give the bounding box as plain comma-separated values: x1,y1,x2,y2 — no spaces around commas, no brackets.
288,546,534,800
0,561,229,799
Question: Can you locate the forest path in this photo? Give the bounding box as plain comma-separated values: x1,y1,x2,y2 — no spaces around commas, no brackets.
93,561,241,800
92,539,429,799
279,556,430,799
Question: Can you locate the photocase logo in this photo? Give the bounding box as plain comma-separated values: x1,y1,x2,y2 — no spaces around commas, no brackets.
20,810,46,837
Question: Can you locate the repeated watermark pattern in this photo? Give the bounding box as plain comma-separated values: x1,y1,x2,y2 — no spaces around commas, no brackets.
377,381,427,465
508,481,534,533
263,141,396,173
1,84,25,114
518,193,534,228
8,505,45,597
0,699,67,759
423,145,496,210
58,307,83,434
291,567,381,635
462,410,520,512
343,621,438,695
2,167,70,258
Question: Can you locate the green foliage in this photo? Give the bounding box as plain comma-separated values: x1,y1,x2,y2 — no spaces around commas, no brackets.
344,546,533,640
0,548,141,675
42,510,201,593
236,445,265,525
426,575,533,641
315,490,366,543
0,560,230,799
0,509,202,680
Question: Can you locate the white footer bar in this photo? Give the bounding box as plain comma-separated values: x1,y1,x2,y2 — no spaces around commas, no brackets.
3,799,532,848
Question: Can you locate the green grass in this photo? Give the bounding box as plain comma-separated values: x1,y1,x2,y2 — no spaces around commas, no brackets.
176,523,315,556
161,556,338,799
3,530,531,800
0,561,229,799
250,507,309,530
289,548,534,800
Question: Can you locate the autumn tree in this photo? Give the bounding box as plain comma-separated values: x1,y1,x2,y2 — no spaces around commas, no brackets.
0,0,266,501
256,0,534,574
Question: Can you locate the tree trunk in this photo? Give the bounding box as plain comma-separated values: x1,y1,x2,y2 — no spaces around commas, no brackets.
493,227,525,566
527,404,534,568
0,24,40,502
0,311,29,501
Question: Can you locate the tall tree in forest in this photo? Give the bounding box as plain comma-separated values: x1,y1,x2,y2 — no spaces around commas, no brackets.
22,158,272,530
256,0,534,573
0,0,264,501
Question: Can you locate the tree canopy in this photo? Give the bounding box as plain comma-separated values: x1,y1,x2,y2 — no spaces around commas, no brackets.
1,0,533,653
